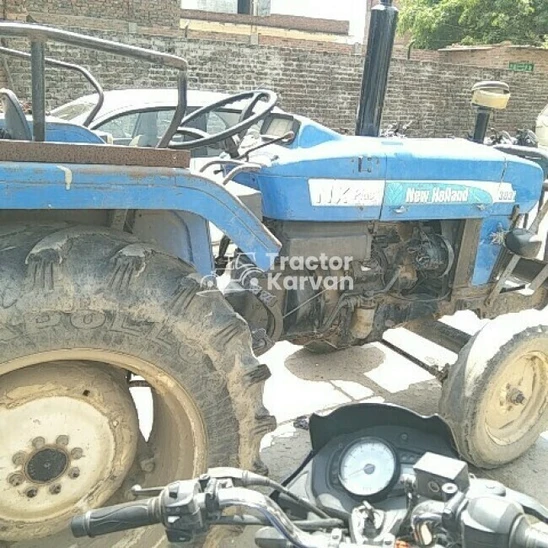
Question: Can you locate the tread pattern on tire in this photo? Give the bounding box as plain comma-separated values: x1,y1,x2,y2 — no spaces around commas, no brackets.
440,310,548,469
0,223,275,545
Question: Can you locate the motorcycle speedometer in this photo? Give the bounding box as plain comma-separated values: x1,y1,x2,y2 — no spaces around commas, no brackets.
338,437,400,499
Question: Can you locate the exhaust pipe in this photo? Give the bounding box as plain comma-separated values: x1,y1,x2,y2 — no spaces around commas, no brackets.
355,0,399,137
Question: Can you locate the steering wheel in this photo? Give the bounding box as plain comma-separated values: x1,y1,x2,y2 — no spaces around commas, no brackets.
169,90,277,152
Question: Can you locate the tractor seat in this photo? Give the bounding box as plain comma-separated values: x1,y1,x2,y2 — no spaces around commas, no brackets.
0,89,32,141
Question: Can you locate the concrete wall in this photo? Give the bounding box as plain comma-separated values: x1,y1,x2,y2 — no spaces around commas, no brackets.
181,0,270,16
270,0,368,43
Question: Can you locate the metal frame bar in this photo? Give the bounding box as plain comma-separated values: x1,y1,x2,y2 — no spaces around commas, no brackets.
0,22,188,147
405,319,470,354
0,45,105,127
29,40,45,141
381,339,448,382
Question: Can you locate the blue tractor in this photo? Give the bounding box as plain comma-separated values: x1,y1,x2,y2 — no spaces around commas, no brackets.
0,3,548,546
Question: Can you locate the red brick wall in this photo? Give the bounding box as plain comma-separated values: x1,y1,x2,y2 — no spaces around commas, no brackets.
439,47,548,74
5,0,180,27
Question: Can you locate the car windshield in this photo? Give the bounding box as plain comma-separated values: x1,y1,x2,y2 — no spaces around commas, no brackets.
52,101,96,121
91,107,244,156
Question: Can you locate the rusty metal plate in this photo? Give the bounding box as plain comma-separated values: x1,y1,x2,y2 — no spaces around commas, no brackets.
0,140,191,168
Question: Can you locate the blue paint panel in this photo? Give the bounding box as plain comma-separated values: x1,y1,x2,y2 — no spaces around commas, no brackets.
501,155,544,213
472,216,511,285
0,117,104,144
243,118,545,224
384,138,507,181
0,162,280,271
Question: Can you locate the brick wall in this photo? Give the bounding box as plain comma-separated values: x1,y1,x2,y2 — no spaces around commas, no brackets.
6,0,180,26
439,46,548,74
1,7,546,137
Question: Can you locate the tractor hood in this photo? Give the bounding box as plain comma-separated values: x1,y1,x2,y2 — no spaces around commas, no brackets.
239,117,543,222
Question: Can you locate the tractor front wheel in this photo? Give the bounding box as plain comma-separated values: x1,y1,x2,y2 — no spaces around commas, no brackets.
0,224,274,547
439,310,548,469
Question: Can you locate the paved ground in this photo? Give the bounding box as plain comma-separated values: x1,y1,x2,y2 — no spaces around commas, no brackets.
233,310,548,546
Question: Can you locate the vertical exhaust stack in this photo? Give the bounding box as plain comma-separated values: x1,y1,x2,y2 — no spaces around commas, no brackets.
355,0,399,137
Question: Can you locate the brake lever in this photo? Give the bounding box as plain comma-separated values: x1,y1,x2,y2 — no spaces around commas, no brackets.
506,487,548,523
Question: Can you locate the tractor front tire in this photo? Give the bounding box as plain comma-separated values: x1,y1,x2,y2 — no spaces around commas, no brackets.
439,310,548,469
0,224,274,547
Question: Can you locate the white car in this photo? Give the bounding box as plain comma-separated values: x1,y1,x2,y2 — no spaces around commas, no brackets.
536,104,548,148
52,88,268,162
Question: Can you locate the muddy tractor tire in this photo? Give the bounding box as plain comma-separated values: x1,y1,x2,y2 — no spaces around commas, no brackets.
440,310,548,469
0,224,274,547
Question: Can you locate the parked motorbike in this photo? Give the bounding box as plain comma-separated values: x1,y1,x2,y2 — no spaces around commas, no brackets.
486,127,539,148
381,120,414,138
71,403,548,547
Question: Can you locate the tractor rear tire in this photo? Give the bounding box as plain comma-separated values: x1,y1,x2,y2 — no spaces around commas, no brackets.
439,310,548,469
0,223,274,547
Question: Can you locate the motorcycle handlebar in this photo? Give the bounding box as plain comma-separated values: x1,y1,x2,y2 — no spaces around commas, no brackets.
71,497,161,538
70,477,548,548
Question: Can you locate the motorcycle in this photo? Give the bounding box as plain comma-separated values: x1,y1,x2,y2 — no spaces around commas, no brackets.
381,121,414,138
71,403,548,547
486,127,539,148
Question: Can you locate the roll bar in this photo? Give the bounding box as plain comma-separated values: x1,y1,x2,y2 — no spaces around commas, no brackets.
0,22,188,145
0,45,105,127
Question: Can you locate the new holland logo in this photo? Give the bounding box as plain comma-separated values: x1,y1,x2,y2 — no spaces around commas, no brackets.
405,187,470,204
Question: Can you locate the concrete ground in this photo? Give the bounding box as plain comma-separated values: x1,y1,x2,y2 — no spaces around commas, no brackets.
234,310,548,546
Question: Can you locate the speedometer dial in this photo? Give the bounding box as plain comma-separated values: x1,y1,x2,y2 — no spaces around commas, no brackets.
338,437,399,498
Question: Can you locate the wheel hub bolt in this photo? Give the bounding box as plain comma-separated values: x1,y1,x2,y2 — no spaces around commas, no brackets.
7,473,24,487
12,452,27,466
68,467,80,479
508,388,526,405
25,487,38,498
32,437,45,449
139,458,155,473
71,447,83,460
49,484,62,495
56,435,69,446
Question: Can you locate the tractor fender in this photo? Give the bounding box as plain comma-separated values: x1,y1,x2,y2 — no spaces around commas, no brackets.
0,161,281,275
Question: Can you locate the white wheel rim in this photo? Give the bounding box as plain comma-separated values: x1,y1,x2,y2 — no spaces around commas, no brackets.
0,362,139,541
0,350,207,546
485,350,548,446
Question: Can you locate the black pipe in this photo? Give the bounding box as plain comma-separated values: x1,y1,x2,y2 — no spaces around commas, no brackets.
473,107,491,143
356,0,399,137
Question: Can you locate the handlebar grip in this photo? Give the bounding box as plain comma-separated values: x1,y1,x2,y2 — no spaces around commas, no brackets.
71,498,161,538
521,527,548,548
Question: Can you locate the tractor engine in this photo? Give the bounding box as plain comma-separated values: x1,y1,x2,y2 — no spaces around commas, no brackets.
226,220,457,353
